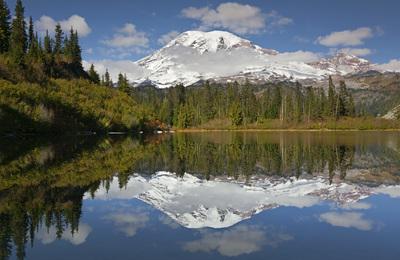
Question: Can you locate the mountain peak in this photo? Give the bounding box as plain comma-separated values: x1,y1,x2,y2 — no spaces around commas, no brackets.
165,30,256,53
308,52,371,74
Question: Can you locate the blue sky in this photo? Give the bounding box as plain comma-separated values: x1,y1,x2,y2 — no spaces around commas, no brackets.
5,0,400,64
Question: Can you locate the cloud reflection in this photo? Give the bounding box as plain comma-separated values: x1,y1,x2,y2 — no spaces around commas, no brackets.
319,212,373,231
36,223,92,245
182,225,292,257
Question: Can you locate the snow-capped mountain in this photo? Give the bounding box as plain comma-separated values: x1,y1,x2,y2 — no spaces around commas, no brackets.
132,30,373,88
87,171,400,229
308,52,371,75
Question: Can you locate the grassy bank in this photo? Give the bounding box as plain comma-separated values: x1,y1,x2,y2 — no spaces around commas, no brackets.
174,117,400,131
0,79,153,134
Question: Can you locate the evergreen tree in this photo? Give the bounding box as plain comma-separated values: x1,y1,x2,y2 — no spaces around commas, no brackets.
327,76,336,117
54,23,63,54
0,0,11,53
270,86,282,119
348,93,356,117
69,30,83,70
9,0,27,65
338,81,349,116
88,64,100,84
117,73,130,93
294,82,304,122
43,30,52,54
28,16,34,49
104,69,112,87
229,101,243,126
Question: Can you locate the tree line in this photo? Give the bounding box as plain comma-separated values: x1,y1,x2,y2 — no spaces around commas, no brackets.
131,76,356,128
0,0,86,82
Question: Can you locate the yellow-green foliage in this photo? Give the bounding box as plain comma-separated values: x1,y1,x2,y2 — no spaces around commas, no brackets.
0,137,157,191
0,79,152,133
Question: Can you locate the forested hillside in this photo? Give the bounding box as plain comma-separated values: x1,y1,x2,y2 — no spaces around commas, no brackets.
0,0,156,134
131,77,400,129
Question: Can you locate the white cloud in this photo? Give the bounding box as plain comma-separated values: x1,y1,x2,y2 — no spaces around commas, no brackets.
375,185,400,197
266,10,293,29
104,212,149,237
158,31,180,45
85,48,93,55
272,51,321,63
319,212,373,231
374,59,400,72
337,48,372,57
83,60,149,82
103,23,149,48
35,15,91,37
36,223,92,245
181,3,291,34
183,225,293,257
340,202,371,210
316,27,374,47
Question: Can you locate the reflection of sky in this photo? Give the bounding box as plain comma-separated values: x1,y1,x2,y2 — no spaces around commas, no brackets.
85,171,400,230
24,193,400,260
36,223,92,245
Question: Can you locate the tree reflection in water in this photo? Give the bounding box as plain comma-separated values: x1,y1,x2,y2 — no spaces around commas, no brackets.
0,131,400,259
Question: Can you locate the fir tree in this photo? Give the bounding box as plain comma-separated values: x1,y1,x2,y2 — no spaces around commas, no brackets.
54,23,63,54
88,64,100,84
327,76,336,117
43,30,52,54
117,73,130,93
229,101,243,126
28,16,34,49
9,0,27,65
104,69,112,87
0,0,11,53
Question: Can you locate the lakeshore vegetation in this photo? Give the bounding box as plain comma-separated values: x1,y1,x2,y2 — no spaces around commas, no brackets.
0,0,399,135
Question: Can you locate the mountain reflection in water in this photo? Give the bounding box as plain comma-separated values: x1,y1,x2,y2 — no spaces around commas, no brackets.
1,131,400,260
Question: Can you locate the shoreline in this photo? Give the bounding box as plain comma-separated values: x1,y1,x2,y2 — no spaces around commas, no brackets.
173,128,400,133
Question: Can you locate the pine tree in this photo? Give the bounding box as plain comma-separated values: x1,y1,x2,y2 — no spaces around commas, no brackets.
117,73,130,93
229,101,243,126
9,0,27,65
338,81,349,117
327,76,336,117
71,30,82,66
104,69,112,87
270,86,282,119
28,16,34,49
294,82,303,122
88,64,100,84
54,23,63,54
0,0,11,53
348,93,356,117
43,30,52,54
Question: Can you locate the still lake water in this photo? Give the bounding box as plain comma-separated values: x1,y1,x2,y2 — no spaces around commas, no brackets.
1,131,400,260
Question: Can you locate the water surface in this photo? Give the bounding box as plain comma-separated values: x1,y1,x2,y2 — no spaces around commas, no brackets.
1,132,400,260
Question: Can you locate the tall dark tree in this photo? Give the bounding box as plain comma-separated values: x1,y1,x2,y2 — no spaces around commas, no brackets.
104,69,112,87
0,0,11,53
9,0,27,65
43,30,52,54
88,64,100,84
28,16,34,49
117,73,130,93
327,76,336,117
70,30,83,72
54,23,63,54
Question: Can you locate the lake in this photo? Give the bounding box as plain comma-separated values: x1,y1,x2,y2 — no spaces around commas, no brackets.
1,131,400,260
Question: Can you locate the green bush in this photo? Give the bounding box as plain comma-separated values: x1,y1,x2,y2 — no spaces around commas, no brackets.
0,79,152,134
